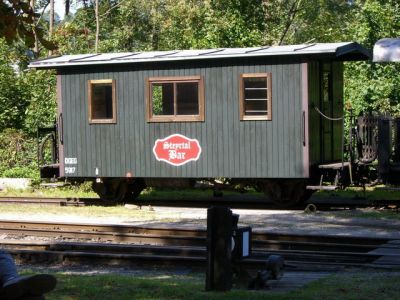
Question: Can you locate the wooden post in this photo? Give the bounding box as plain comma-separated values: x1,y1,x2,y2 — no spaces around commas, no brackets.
206,206,233,291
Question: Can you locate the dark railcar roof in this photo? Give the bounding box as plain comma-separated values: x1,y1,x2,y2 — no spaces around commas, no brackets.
29,42,370,69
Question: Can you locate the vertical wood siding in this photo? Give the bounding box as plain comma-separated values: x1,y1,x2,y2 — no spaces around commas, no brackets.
61,62,305,178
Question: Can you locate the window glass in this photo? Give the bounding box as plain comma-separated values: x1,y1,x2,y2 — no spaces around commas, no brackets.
88,79,116,123
176,82,199,115
243,77,268,116
240,74,271,120
91,84,113,119
147,76,204,122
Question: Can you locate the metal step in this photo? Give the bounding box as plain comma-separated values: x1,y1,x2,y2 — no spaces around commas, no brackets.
318,162,350,170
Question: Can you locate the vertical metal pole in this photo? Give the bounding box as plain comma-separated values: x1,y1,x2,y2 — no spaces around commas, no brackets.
394,118,400,163
378,117,392,183
348,110,354,184
206,206,233,291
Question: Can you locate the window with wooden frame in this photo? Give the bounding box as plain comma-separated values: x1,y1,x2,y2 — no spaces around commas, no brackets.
239,73,272,121
88,79,116,124
146,76,204,122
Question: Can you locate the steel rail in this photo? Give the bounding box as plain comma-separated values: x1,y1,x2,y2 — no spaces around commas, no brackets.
0,196,398,210
0,220,398,270
2,239,399,271
0,220,391,248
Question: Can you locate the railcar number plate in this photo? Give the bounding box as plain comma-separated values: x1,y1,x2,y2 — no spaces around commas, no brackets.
65,167,76,174
65,157,77,164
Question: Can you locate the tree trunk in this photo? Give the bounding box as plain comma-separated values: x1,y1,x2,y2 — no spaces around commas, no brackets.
65,0,70,16
49,0,54,55
95,0,99,52
278,0,302,45
30,0,39,57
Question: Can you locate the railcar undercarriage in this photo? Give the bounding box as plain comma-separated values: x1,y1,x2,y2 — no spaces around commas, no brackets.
87,177,313,208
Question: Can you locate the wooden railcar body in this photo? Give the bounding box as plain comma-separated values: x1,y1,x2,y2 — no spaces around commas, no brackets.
30,43,370,204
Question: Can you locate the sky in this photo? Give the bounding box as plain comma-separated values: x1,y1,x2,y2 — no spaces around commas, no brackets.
54,0,65,18
53,0,78,19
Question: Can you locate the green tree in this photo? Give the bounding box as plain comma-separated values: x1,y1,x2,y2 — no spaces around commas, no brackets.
0,0,56,52
344,0,400,116
0,39,27,131
263,0,355,45
19,69,57,135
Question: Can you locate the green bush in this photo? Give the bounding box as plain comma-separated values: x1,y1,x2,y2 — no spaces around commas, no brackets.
2,166,39,179
0,129,38,179
0,39,28,131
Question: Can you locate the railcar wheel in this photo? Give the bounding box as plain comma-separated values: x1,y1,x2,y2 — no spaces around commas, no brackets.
125,178,146,202
259,179,310,208
92,179,127,203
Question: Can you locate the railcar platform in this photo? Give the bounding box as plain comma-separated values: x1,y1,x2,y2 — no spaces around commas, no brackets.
307,161,351,191
317,162,350,170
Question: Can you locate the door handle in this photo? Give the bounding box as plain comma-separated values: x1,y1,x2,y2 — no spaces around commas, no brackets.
303,111,306,147
58,113,63,145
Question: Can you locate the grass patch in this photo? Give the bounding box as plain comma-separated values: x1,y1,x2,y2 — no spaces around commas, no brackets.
299,272,400,300
1,182,398,202
0,203,179,221
30,271,400,300
0,183,98,198
315,185,400,201
331,209,400,220
0,183,263,200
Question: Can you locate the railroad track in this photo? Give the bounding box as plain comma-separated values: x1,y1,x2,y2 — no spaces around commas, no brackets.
0,196,398,210
0,196,101,207
0,220,399,271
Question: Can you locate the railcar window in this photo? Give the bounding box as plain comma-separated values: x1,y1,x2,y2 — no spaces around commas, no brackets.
147,76,204,122
88,79,116,124
239,73,272,121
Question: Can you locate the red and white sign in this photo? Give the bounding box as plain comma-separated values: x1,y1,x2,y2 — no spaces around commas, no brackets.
153,134,202,166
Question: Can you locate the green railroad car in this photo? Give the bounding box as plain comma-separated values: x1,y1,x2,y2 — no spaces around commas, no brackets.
29,42,370,206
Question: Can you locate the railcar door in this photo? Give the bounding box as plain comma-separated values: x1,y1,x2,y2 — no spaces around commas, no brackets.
319,62,343,163
320,63,336,163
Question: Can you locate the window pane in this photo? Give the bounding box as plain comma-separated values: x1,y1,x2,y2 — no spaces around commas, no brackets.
176,82,199,115
243,77,268,116
152,83,174,115
91,83,113,119
244,77,267,89
244,100,268,115
147,76,204,122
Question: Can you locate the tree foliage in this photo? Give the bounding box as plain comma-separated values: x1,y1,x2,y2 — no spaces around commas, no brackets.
0,0,56,51
0,39,26,131
53,0,267,53
20,69,57,135
1,0,400,177
0,128,38,178
0,38,56,134
1,0,400,125
344,0,400,116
